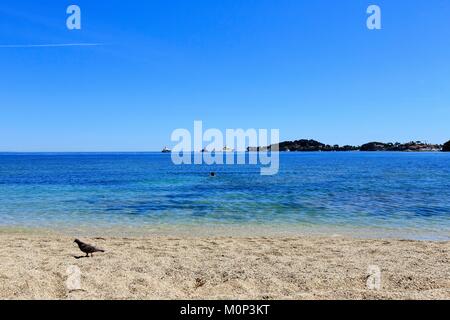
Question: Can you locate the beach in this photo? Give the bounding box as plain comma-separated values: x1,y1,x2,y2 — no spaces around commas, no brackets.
0,232,449,300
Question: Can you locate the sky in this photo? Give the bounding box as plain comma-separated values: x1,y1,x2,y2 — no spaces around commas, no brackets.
0,0,449,151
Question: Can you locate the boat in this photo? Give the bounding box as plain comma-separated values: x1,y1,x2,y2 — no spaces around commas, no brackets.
202,147,234,153
161,146,171,153
222,146,234,153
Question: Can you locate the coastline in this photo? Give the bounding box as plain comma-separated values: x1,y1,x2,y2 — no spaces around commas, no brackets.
1,231,449,300
1,222,449,241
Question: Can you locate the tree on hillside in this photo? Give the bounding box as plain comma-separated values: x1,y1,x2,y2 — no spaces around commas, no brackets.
443,140,450,152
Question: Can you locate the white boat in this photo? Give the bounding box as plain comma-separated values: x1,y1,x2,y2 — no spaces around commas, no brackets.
161,146,171,153
222,146,234,153
203,147,234,153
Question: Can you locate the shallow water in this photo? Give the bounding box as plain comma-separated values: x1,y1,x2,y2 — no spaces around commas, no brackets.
0,152,449,240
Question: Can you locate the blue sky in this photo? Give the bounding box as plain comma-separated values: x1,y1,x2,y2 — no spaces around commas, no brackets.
0,0,449,151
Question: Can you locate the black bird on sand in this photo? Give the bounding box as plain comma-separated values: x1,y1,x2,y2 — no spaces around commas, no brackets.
74,239,105,257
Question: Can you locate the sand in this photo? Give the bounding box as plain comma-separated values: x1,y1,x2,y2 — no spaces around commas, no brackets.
0,232,449,300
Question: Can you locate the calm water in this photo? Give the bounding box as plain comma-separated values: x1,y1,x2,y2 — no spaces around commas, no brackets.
0,152,449,240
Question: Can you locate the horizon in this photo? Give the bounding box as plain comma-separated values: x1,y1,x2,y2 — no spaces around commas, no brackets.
0,137,446,153
1,1,449,152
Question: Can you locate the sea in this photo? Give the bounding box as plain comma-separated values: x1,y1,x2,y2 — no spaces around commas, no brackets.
0,152,449,240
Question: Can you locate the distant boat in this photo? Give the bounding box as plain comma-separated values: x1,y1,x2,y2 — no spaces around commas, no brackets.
202,147,234,153
222,146,234,153
161,147,171,153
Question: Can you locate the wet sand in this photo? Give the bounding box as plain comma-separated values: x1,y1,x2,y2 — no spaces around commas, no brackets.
0,232,449,300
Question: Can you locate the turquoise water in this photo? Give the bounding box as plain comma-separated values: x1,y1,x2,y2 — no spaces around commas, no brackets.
0,152,449,240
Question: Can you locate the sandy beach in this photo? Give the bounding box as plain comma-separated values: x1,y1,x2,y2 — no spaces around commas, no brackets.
0,232,449,300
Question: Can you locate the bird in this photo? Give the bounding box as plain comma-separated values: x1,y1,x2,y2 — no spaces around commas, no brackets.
74,239,105,257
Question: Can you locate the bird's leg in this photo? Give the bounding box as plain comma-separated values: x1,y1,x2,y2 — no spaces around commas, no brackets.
85,253,89,258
